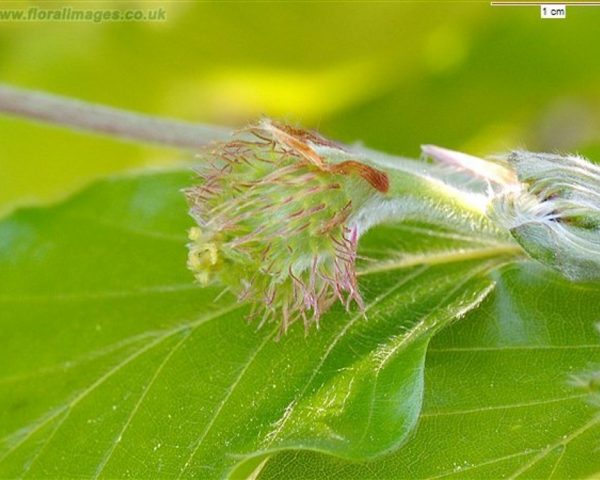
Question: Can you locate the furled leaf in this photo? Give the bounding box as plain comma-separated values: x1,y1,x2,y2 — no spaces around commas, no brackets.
0,170,516,478
259,263,600,479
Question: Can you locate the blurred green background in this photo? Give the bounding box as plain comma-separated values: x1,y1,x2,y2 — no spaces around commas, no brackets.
1,0,599,215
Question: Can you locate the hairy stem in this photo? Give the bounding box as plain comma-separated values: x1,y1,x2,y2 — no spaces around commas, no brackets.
0,83,232,149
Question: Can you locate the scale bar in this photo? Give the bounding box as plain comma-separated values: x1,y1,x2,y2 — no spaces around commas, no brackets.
491,1,600,5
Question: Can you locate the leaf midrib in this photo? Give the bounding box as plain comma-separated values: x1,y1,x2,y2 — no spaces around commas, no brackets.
358,244,522,276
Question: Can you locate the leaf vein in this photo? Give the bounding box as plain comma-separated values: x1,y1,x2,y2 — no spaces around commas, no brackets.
177,329,276,478
420,393,589,418
93,329,192,479
0,304,242,465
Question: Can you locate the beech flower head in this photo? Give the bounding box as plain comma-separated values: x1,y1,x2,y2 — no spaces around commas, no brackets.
185,119,389,334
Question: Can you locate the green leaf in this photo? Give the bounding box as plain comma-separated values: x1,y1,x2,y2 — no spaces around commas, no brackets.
0,170,516,479
259,264,600,479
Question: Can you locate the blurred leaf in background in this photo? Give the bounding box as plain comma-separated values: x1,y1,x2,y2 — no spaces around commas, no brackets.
1,1,600,214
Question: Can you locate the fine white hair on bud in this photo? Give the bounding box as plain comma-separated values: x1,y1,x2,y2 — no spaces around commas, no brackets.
422,145,600,282
185,119,389,335
490,151,600,282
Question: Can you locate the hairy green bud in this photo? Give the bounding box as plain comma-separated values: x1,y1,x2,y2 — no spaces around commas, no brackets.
490,151,600,282
185,119,389,334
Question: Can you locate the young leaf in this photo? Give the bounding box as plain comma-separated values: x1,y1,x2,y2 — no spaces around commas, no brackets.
0,170,517,479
